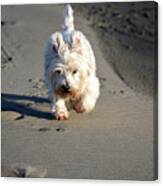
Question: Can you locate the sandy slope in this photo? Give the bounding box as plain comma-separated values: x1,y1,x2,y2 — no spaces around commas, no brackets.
1,4,156,180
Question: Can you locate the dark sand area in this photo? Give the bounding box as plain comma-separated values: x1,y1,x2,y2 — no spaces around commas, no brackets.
1,3,157,180
73,1,157,96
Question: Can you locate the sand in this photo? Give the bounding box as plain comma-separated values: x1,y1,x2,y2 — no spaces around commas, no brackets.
1,3,157,180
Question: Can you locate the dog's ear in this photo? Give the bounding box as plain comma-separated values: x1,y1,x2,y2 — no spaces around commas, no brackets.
51,33,65,53
71,32,83,54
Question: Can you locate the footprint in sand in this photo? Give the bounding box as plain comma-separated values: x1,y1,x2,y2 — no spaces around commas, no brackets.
56,127,65,132
99,77,107,88
38,127,51,132
2,111,24,121
2,163,47,178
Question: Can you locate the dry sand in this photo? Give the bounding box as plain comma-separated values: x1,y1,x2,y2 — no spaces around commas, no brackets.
1,3,157,180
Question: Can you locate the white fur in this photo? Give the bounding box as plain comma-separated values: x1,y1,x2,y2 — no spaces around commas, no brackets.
44,5,100,120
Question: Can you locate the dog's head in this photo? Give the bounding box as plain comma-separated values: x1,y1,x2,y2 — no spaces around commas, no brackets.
49,32,90,98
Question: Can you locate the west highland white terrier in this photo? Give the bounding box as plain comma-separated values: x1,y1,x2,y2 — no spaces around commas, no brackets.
44,5,100,120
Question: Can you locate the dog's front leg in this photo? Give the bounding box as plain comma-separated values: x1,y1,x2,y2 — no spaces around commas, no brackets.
51,97,69,120
74,95,97,114
74,77,100,114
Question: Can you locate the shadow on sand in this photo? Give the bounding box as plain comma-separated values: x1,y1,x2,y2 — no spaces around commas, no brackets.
1,93,53,120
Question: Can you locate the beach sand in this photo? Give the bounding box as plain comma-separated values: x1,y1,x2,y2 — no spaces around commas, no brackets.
1,3,157,180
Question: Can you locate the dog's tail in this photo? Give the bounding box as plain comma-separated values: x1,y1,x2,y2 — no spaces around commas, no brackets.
62,5,74,32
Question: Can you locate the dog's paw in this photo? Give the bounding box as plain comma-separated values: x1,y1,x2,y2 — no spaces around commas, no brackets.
73,103,86,114
53,110,69,120
73,98,95,114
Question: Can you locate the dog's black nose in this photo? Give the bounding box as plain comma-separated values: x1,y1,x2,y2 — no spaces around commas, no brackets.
62,84,70,92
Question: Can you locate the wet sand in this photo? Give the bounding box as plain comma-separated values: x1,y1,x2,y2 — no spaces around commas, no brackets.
1,3,157,180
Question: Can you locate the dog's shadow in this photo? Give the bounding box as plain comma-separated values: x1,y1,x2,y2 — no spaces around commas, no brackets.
1,93,53,120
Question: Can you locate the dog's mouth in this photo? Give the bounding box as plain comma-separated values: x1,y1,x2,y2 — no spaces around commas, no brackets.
55,89,76,98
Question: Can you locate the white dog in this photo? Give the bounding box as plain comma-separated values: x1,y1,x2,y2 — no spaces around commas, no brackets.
44,5,100,120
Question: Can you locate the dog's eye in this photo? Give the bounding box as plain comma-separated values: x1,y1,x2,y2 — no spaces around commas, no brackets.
73,70,77,75
55,70,61,75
